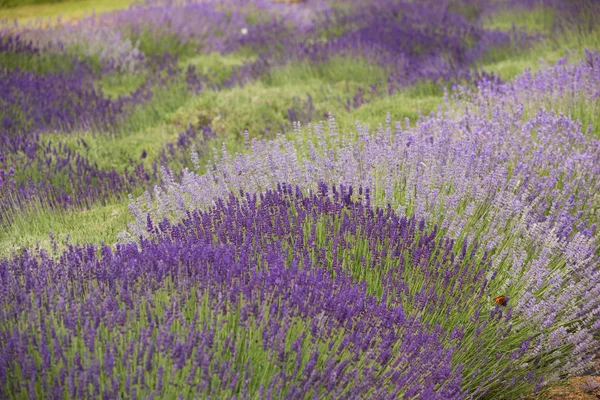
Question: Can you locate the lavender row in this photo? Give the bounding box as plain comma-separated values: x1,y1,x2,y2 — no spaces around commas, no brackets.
0,67,129,137
5,0,537,97
124,103,599,252
0,0,544,151
0,123,215,227
4,183,580,398
452,49,600,130
4,0,292,71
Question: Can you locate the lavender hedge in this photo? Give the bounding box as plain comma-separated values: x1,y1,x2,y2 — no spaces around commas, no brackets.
0,123,215,226
2,183,570,398
452,49,600,134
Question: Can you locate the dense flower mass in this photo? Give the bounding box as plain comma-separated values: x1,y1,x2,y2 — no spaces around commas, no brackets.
0,67,125,135
453,49,600,134
0,183,560,398
0,0,599,398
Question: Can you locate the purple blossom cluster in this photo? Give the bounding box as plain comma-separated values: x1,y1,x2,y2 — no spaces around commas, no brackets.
302,0,515,82
3,183,565,398
6,0,296,66
453,49,600,130
243,0,538,103
0,34,38,55
0,67,126,136
4,16,144,73
110,0,267,54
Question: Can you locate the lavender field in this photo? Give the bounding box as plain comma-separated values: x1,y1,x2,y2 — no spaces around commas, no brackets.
0,0,599,398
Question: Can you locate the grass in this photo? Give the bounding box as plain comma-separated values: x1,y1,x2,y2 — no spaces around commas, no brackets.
183,52,249,84
480,5,600,80
261,56,391,87
40,121,181,173
483,5,556,35
0,0,136,24
480,37,599,81
0,47,86,73
0,197,135,256
98,71,149,98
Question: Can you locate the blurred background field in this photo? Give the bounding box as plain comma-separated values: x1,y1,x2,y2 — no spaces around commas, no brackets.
0,0,136,22
0,0,599,398
0,0,597,253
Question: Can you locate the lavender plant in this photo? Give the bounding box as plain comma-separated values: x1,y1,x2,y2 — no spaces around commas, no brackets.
6,16,144,73
3,183,579,398
0,67,125,136
0,185,470,398
452,48,600,134
0,124,215,227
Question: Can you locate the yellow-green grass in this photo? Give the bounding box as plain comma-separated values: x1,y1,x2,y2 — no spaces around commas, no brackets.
480,6,599,80
0,0,137,25
480,37,600,81
483,5,555,35
40,122,183,173
0,197,135,257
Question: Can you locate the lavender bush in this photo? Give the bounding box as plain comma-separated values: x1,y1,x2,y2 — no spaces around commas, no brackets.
3,183,573,398
0,124,215,226
5,16,144,73
452,48,600,134
0,67,126,136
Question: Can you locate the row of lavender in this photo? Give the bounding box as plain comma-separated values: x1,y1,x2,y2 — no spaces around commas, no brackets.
124,51,600,245
0,0,543,225
0,184,563,398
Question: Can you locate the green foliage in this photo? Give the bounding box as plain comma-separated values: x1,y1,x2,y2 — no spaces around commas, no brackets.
118,80,191,134
128,29,198,59
480,3,600,80
0,198,135,257
0,0,82,9
98,71,149,98
262,56,390,87
0,0,135,22
0,48,79,73
183,52,248,84
483,6,556,34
